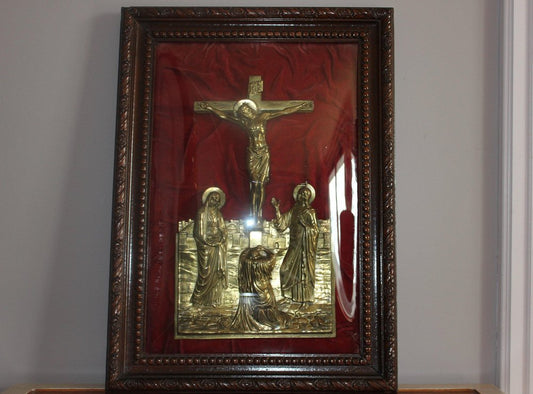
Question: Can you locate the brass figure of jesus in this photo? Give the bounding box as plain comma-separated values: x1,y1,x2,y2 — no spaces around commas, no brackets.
195,76,314,223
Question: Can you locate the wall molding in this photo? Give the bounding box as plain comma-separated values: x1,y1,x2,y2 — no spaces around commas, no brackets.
499,0,533,392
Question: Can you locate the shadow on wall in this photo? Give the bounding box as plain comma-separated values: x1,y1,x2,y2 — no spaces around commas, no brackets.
32,13,120,384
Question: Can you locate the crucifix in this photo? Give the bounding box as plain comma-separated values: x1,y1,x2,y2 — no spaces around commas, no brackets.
194,75,314,226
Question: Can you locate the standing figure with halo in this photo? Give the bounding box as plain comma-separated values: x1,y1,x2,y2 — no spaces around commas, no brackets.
190,187,228,307
271,182,319,304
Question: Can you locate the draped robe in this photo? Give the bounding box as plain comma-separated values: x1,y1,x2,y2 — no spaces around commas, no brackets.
274,203,319,303
231,246,289,331
190,205,227,306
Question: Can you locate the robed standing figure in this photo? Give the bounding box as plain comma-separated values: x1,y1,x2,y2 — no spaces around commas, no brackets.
271,183,319,303
190,187,228,307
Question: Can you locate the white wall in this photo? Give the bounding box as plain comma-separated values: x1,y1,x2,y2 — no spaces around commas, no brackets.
0,0,500,389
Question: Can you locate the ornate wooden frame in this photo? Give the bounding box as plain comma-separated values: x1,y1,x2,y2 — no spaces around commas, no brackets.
106,7,395,392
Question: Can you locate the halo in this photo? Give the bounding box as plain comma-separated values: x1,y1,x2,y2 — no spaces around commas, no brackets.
233,99,258,115
293,182,316,203
202,187,226,207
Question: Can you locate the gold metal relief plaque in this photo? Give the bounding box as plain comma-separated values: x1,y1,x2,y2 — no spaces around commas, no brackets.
174,76,335,339
175,218,335,339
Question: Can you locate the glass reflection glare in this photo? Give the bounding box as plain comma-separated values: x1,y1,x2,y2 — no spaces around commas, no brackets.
329,153,357,321
245,217,257,228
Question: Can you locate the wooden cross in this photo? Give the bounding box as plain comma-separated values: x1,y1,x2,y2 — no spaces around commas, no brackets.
194,75,314,115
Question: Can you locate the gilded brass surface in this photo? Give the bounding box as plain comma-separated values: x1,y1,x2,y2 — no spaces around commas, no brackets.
272,183,319,304
190,188,228,307
175,218,334,339
194,75,314,222
230,246,291,331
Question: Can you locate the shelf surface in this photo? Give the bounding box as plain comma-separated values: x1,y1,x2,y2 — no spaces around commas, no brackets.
2,384,504,394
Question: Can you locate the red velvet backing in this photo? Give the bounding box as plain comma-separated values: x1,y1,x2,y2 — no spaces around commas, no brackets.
147,42,360,354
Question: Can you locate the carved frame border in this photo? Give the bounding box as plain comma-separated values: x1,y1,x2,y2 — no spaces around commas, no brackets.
106,7,395,393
